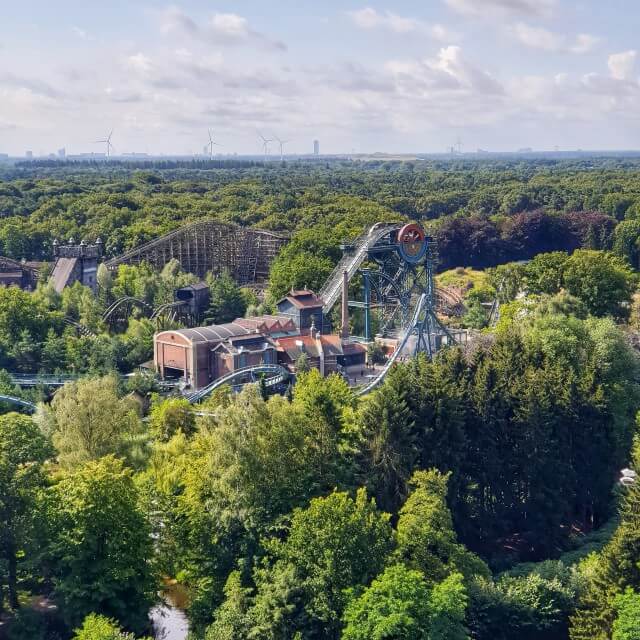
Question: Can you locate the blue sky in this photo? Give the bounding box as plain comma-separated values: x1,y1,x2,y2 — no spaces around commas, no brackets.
1,0,639,155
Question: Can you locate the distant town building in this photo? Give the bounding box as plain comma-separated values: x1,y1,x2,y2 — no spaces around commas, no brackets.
0,153,8,160
57,148,66,158
50,238,103,293
313,140,319,155
25,150,33,159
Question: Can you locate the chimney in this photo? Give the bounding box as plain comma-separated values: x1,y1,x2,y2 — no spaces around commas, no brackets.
341,270,349,339
316,330,325,377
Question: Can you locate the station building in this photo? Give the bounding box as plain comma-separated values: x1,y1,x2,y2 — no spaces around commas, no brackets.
154,318,293,389
153,289,366,389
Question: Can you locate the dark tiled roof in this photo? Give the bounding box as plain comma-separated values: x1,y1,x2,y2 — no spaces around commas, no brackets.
51,257,77,293
277,290,324,310
276,335,321,359
342,342,367,355
162,322,251,344
319,335,345,357
235,315,299,336
276,334,351,359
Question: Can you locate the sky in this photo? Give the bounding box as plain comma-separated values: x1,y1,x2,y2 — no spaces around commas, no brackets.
1,0,639,156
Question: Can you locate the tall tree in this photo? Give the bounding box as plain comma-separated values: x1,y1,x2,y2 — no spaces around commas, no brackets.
73,612,151,639
47,375,141,468
570,444,640,639
45,456,156,634
148,398,195,441
396,470,489,585
612,589,640,640
358,365,418,513
248,489,394,639
205,270,247,325
342,564,433,640
562,250,635,318
613,219,640,269
0,413,52,610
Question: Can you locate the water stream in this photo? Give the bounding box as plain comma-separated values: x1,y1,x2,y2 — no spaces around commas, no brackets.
149,582,190,640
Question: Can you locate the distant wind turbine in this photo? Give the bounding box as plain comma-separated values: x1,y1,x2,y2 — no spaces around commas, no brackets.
258,131,273,161
93,130,114,157
205,129,222,158
274,135,290,162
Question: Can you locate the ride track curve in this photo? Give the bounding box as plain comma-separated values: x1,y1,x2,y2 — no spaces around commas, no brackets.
0,395,37,412
185,364,291,404
319,223,402,315
355,293,427,396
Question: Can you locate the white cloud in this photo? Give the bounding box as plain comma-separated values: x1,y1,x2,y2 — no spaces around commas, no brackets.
3,8,640,155
428,46,504,94
159,6,286,51
104,87,143,103
347,8,458,42
126,53,153,74
510,23,600,54
0,72,61,98
608,50,637,81
209,13,250,39
348,7,379,29
510,23,561,51
446,0,556,18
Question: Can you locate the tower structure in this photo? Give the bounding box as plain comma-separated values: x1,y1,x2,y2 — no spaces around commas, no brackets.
50,238,103,293
324,222,459,360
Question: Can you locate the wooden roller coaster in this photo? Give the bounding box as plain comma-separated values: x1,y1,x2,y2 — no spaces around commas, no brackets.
104,221,289,285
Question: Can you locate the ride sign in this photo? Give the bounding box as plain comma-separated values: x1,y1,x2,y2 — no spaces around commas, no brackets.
397,223,428,264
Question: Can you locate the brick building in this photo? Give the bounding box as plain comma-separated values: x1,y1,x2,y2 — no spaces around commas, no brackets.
275,290,325,333
153,290,366,390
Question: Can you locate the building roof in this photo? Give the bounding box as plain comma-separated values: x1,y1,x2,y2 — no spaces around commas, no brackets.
342,341,367,356
157,312,300,346
318,334,345,357
235,314,298,334
276,289,324,310
276,335,321,360
178,281,210,292
50,257,78,293
213,336,275,355
0,256,37,273
276,334,352,360
163,322,252,344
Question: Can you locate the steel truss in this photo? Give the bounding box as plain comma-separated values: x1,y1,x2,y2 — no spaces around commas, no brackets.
339,228,457,359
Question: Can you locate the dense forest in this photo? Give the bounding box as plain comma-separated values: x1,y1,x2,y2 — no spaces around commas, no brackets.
3,158,640,639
